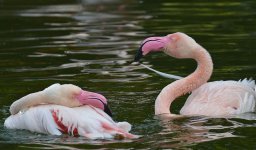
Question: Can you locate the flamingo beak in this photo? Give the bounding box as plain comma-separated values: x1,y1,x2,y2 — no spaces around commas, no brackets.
76,91,113,117
103,103,113,117
89,94,113,117
134,45,143,62
134,37,166,62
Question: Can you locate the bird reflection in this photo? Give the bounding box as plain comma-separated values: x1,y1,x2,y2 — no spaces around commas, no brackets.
152,113,256,149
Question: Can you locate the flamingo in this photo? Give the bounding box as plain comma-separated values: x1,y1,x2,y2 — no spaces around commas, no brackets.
134,32,256,117
4,83,137,139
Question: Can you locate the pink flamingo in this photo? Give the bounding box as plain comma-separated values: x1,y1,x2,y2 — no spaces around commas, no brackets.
135,32,256,117
4,83,137,139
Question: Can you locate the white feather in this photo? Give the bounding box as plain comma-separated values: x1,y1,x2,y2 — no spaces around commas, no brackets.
4,105,136,139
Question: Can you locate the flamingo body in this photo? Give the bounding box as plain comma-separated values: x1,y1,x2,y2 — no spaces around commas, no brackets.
5,83,136,139
135,32,256,117
181,79,256,116
4,105,135,139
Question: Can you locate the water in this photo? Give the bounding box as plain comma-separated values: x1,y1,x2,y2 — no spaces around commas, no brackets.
0,0,256,149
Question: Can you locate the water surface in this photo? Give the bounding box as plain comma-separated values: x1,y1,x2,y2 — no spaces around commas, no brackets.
0,0,256,149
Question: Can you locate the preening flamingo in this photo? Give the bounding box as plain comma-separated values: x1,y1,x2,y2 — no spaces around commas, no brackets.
4,83,137,139
135,32,256,117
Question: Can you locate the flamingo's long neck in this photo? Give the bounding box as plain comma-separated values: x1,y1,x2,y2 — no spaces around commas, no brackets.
10,91,47,115
155,46,213,115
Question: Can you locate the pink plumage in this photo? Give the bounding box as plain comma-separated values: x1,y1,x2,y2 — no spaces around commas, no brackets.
4,83,137,139
4,105,135,139
135,32,256,117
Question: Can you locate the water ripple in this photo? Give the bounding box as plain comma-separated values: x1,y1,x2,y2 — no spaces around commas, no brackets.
1,0,256,149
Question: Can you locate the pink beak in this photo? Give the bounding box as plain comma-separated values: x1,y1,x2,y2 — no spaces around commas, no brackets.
76,90,112,117
134,36,169,62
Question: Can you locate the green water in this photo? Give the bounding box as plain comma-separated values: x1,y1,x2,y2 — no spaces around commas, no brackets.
0,0,256,149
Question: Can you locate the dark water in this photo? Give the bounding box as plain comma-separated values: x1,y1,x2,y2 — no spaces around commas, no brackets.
0,0,256,149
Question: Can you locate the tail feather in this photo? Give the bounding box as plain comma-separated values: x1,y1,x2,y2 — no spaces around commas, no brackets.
237,92,256,114
239,78,256,89
117,122,132,132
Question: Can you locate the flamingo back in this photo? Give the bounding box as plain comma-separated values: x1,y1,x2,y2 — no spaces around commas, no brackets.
180,79,256,116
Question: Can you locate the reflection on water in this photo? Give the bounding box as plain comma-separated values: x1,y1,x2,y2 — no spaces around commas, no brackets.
0,0,256,149
2,110,256,149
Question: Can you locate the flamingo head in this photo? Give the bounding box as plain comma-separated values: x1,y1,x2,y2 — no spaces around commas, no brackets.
134,32,199,61
75,90,112,117
44,84,112,117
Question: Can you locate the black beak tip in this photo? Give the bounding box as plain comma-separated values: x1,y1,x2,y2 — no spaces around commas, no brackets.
134,48,143,62
104,104,113,117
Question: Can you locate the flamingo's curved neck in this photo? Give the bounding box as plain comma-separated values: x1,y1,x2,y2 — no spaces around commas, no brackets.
10,91,47,115
155,46,213,115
